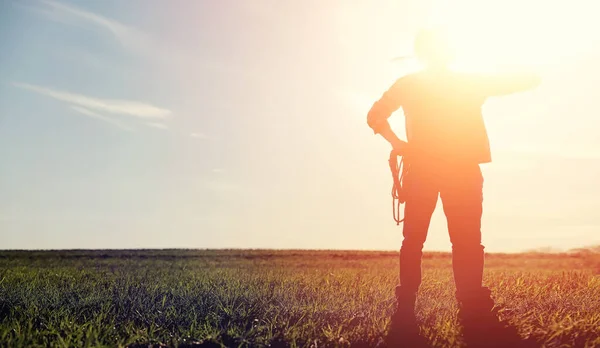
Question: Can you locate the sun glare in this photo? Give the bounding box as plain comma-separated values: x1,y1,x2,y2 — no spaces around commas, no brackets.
426,0,599,73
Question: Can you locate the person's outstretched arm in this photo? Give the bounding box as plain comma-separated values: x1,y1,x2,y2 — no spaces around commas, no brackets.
367,79,408,154
478,71,542,97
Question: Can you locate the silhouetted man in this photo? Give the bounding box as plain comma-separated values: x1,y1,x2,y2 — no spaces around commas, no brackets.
367,29,540,346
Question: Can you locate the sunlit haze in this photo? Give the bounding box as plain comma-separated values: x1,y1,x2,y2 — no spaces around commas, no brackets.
1,0,599,252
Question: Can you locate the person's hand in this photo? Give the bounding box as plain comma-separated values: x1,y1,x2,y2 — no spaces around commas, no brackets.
391,139,408,157
377,125,408,156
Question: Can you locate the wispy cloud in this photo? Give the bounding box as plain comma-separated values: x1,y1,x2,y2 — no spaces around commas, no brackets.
70,106,133,132
38,0,147,52
26,1,261,82
13,82,171,119
32,0,173,64
146,122,168,130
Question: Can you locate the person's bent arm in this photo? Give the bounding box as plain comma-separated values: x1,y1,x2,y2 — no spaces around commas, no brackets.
367,80,408,154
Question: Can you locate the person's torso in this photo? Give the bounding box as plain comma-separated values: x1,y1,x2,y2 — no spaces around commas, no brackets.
399,71,491,165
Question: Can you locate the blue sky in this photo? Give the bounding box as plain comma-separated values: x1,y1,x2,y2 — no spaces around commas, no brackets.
1,0,599,252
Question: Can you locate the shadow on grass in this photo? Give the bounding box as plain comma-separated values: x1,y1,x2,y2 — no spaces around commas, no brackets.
371,327,431,348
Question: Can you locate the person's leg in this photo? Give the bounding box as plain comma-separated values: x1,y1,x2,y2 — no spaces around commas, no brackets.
439,164,485,297
387,165,438,345
398,168,439,298
440,165,533,347
393,165,438,317
440,165,517,346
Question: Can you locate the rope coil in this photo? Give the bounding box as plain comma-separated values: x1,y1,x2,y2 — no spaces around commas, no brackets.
389,151,407,225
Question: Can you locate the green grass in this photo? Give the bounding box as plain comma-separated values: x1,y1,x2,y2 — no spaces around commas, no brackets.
1,249,599,347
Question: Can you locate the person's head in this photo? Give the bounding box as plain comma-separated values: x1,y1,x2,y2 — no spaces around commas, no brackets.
414,29,454,69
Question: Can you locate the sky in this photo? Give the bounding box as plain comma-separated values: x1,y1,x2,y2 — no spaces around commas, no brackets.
1,0,599,252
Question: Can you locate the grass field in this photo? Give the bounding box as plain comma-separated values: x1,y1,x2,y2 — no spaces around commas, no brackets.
1,249,599,348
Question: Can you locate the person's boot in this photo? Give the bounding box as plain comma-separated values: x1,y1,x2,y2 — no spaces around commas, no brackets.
380,286,428,347
456,287,534,348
